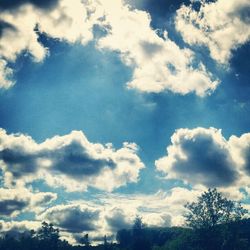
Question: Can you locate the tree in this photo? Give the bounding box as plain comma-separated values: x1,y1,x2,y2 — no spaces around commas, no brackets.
185,188,247,230
116,229,131,248
80,233,90,248
184,188,248,250
133,216,145,233
132,216,151,250
36,221,60,250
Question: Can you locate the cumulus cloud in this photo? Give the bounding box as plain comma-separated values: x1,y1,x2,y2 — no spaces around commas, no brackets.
0,128,144,191
38,204,100,233
0,0,218,96
156,127,250,193
156,127,238,187
175,0,250,64
0,188,57,217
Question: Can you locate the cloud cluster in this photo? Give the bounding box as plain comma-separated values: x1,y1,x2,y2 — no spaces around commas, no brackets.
0,128,144,191
0,188,57,217
1,184,246,244
156,127,250,191
0,186,200,244
95,0,218,96
0,0,217,96
175,0,250,64
32,187,200,244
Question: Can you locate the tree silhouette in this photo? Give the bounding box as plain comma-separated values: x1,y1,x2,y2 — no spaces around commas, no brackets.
36,221,60,250
132,216,151,250
185,188,247,229
184,188,247,250
80,233,90,248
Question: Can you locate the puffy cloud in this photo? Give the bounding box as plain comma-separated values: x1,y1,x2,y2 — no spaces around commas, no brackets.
95,0,218,96
0,0,217,96
175,0,250,64
156,127,250,192
38,204,100,233
0,128,144,191
156,127,238,187
0,188,57,217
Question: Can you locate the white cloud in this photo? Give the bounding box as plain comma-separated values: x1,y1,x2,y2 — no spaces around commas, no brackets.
175,0,250,64
0,128,144,192
95,0,218,96
0,0,218,96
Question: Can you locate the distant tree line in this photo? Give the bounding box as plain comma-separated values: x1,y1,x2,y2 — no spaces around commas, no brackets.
1,189,250,250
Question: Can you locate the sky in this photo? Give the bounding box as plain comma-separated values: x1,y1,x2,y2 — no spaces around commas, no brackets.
0,0,250,244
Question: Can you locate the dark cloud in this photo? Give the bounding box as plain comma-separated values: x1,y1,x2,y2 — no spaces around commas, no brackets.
0,21,16,38
0,0,59,11
156,128,239,188
140,41,164,58
42,205,100,233
0,148,38,178
233,5,250,24
0,200,28,216
0,129,143,191
49,141,116,178
0,188,57,218
174,134,238,187
34,193,57,206
0,139,115,180
106,209,131,231
128,0,190,17
0,221,38,240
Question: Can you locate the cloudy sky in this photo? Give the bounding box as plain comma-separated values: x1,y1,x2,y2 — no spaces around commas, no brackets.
0,0,250,244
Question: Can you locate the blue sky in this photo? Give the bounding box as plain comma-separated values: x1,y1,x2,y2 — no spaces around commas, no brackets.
0,0,250,244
